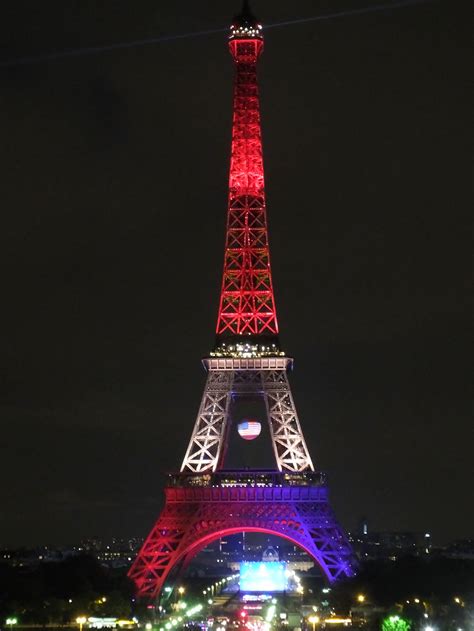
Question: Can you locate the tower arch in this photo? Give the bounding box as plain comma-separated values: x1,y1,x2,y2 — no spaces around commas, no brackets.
130,478,355,600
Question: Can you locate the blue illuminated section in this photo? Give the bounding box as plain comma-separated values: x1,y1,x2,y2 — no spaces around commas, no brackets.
239,562,288,592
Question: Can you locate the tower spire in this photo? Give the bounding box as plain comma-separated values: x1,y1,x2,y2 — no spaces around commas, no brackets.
237,0,255,22
215,5,279,353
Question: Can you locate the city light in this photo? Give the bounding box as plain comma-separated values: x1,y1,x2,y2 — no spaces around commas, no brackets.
357,594,366,603
265,605,276,623
308,615,320,631
382,615,411,631
76,617,87,631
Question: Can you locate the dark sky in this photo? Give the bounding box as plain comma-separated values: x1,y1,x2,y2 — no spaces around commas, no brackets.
0,0,471,547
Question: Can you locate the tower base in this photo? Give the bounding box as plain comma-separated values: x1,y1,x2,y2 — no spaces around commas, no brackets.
128,471,356,600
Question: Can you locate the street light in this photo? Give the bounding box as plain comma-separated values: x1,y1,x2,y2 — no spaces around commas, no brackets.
76,616,87,631
6,618,18,631
178,587,185,596
357,595,366,603
308,615,320,631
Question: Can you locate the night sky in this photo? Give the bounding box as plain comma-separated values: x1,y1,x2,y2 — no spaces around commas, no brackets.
0,0,471,547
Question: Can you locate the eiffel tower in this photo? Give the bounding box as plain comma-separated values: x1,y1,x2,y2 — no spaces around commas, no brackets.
128,2,356,600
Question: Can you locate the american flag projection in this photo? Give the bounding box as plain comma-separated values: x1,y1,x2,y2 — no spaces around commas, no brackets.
237,419,262,441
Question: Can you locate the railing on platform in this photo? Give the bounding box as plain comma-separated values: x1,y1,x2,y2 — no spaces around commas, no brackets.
166,469,326,488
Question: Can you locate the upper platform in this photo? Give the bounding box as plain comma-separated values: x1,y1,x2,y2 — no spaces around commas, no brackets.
229,1,263,42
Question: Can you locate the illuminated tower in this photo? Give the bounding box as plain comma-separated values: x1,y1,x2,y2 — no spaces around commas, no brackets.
128,3,356,600
216,3,277,340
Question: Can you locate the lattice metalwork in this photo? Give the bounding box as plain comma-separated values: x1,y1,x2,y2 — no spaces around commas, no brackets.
128,484,355,600
180,371,233,473
216,12,278,337
263,370,314,472
181,362,313,473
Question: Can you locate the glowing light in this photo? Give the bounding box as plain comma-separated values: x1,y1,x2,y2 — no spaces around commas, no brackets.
265,606,276,623
357,594,365,603
88,618,118,629
75,617,87,631
145,624,152,630
240,562,288,592
382,616,411,631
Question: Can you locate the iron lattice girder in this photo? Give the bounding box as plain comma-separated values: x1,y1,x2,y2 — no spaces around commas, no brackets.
180,360,314,474
127,483,356,600
216,27,278,337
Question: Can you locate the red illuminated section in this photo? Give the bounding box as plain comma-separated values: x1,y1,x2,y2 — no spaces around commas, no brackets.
216,8,279,340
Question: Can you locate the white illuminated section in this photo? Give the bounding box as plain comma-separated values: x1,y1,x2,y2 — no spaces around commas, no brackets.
239,562,288,592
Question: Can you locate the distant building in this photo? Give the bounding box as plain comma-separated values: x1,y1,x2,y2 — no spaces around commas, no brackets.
349,530,432,561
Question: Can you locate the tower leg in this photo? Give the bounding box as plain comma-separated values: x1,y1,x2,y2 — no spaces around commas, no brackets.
180,371,233,473
262,369,314,472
